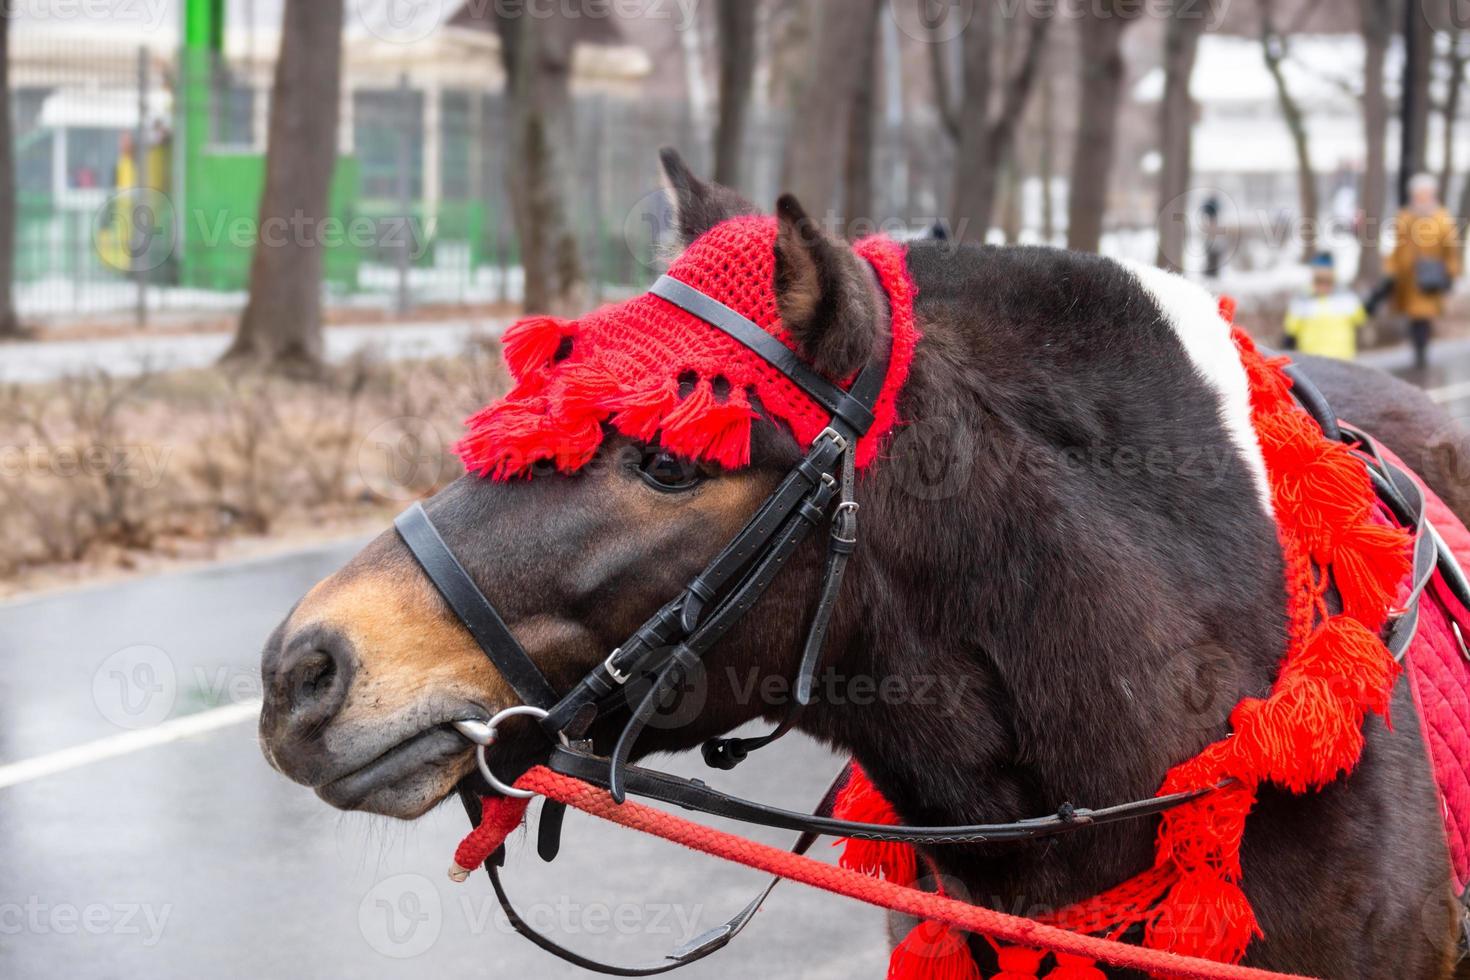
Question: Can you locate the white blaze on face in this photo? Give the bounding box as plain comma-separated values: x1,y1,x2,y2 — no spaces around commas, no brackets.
1118,259,1274,517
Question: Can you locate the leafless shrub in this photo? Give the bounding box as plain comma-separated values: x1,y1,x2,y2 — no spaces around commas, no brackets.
0,336,510,585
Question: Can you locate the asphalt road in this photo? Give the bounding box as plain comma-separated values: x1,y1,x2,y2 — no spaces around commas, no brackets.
0,542,887,979
5,335,1470,979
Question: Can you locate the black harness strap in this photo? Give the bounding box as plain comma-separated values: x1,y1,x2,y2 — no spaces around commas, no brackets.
395,503,559,709
551,748,1222,844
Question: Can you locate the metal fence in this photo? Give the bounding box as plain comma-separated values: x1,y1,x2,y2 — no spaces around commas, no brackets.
7,23,970,329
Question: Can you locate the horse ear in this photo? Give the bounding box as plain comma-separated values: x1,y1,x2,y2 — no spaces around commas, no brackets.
658,146,757,251
773,193,877,379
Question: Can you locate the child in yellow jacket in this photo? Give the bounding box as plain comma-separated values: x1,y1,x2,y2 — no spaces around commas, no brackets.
1284,253,1366,360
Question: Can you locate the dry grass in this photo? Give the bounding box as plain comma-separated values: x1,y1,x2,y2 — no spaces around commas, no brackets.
0,340,509,585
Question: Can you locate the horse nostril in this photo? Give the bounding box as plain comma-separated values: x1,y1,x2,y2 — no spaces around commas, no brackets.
291,651,336,703
267,627,356,738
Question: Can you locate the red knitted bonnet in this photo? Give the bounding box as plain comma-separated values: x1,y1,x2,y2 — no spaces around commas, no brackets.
457,216,920,479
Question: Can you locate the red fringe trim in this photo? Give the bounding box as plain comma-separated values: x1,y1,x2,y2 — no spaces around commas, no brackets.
833,765,919,887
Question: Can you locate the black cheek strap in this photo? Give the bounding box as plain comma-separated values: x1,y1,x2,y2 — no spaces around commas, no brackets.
395,502,559,710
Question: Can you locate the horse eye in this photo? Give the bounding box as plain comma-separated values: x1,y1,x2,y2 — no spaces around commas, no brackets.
638,450,702,492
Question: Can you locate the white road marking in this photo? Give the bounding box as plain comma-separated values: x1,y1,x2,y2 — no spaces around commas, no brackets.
0,699,262,790
1426,380,1470,405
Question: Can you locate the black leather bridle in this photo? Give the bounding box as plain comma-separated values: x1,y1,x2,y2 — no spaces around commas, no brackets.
392,274,1470,974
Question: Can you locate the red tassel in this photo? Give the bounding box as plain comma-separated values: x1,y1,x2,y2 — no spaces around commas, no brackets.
554,361,621,419
886,921,981,980
608,380,678,443
456,400,551,479
1144,873,1259,963
1043,953,1107,980
988,944,1045,980
501,315,574,381
1329,523,1413,629
833,766,919,886
1279,616,1399,715
658,378,757,468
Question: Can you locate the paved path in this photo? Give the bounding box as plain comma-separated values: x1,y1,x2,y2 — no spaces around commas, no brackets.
0,541,886,979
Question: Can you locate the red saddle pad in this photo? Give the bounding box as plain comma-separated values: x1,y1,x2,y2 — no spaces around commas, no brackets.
1373,442,1470,893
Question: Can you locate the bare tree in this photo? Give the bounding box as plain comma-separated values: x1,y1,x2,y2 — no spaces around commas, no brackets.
1403,0,1432,192
1066,0,1136,252
842,0,883,227
495,7,584,314
0,4,20,338
1438,29,1468,204
934,3,1053,244
223,0,344,375
780,0,883,217
1155,0,1211,272
713,0,758,188
1358,0,1390,286
1038,46,1056,243
1259,0,1317,261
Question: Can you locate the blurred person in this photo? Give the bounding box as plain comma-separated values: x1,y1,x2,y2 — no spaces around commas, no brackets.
1387,173,1460,370
1201,195,1224,278
1283,253,1366,360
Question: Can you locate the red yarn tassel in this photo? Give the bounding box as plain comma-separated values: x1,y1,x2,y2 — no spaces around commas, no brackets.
987,944,1045,980
608,381,678,442
833,766,919,886
657,378,757,468
1330,523,1413,629
1144,872,1260,963
501,315,574,381
1043,953,1107,980
886,921,982,980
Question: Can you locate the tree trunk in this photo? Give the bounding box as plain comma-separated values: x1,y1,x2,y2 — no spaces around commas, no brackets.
948,3,993,241
780,0,882,217
0,5,20,338
223,0,343,375
1066,6,1131,252
841,0,883,230
1358,0,1389,287
1155,0,1209,272
713,0,757,189
1404,1,1432,190
1000,153,1022,244
496,9,584,315
1260,0,1316,262
1439,31,1467,205
950,3,1051,244
1039,48,1055,243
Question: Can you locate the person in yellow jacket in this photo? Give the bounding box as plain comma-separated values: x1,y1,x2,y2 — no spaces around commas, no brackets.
1284,253,1366,360
1386,173,1461,369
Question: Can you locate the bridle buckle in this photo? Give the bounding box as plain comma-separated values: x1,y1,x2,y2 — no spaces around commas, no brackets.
816,426,849,452
603,648,632,685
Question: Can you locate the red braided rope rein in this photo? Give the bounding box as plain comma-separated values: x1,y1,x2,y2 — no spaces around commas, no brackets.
452,769,1311,980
